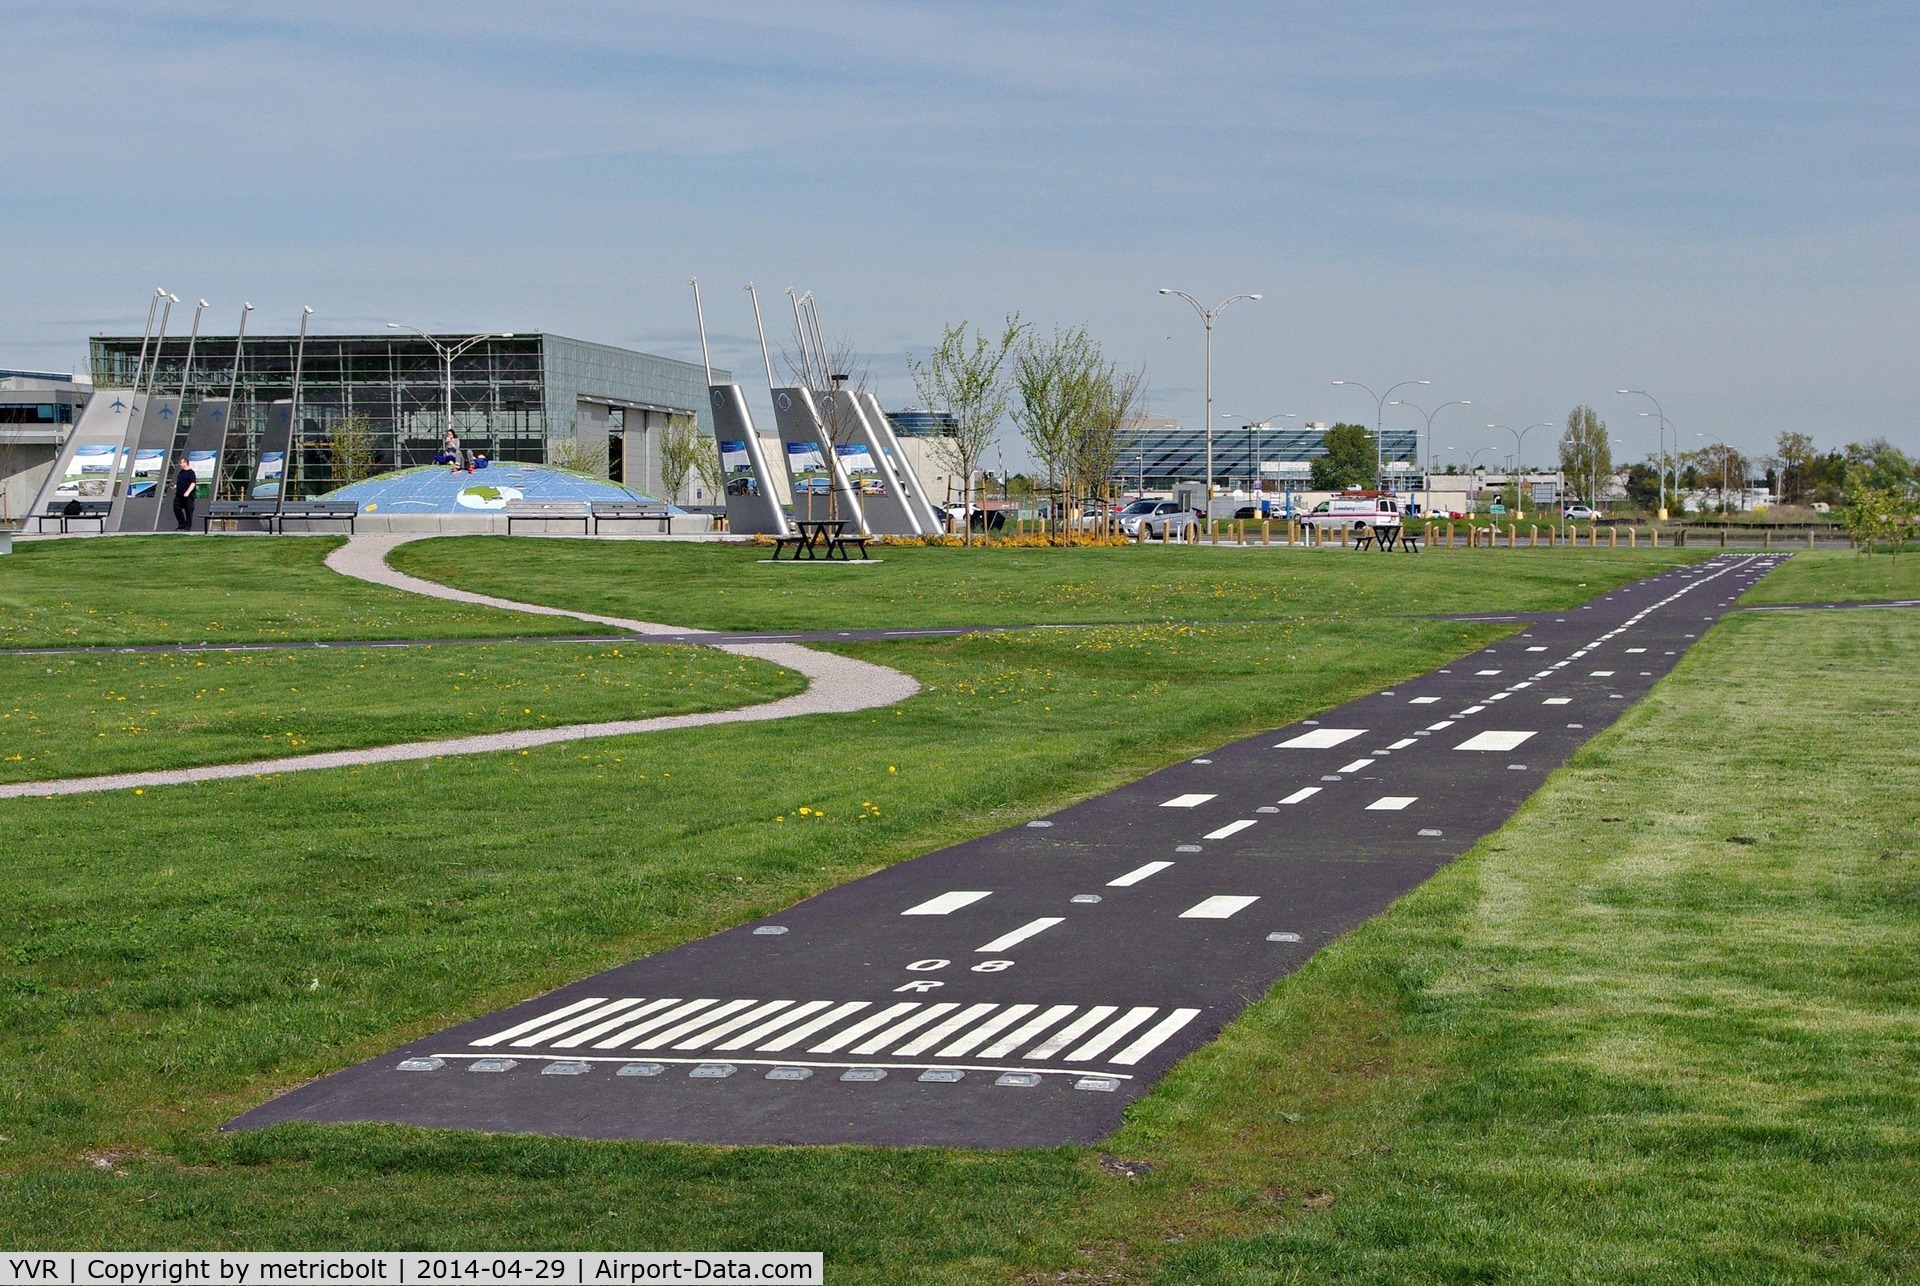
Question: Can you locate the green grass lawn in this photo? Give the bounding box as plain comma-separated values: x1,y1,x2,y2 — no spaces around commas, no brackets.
0,643,803,783
1739,548,1920,604
0,537,582,646
3,546,1912,1280
389,535,1705,631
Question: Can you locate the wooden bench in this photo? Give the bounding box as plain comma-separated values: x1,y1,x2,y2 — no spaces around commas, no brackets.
1397,529,1421,552
33,500,111,533
275,500,360,533
505,500,591,533
203,500,281,532
590,501,674,534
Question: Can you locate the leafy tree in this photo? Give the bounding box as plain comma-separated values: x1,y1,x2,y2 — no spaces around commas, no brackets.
1770,431,1816,505
545,435,605,477
1687,443,1750,513
909,314,1025,543
1013,325,1101,529
1624,462,1661,511
1843,438,1918,493
324,412,380,487
1075,362,1145,511
1558,406,1611,505
658,412,709,505
1310,422,1376,490
1842,467,1918,561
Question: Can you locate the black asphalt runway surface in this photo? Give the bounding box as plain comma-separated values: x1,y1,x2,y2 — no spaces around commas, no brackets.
230,554,1787,1148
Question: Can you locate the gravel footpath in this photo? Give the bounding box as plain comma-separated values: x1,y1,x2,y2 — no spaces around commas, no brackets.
0,534,919,800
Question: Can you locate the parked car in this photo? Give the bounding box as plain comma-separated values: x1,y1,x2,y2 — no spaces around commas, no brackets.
1116,499,1197,540
1562,503,1601,521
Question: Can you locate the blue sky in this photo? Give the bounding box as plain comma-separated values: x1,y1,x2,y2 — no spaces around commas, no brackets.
3,1,1915,466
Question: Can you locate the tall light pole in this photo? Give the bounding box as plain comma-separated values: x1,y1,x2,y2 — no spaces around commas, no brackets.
131,287,166,389
144,294,178,398
1488,422,1552,517
1389,397,1469,516
176,299,208,404
388,323,515,456
1617,389,1670,520
1637,410,1673,518
281,306,313,520
1158,289,1260,509
1333,378,1429,496
1222,411,1297,497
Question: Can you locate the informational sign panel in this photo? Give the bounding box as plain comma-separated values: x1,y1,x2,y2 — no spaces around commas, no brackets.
25,387,142,523
180,397,232,501
110,394,182,531
1532,482,1558,505
769,385,865,530
821,389,920,535
253,399,293,499
707,384,788,535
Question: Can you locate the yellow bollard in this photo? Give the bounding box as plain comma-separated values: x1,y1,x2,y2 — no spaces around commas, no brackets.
1507,523,1517,548
1628,527,1637,548
1609,527,1617,548
1262,519,1271,546
1529,524,1539,547
1650,528,1658,548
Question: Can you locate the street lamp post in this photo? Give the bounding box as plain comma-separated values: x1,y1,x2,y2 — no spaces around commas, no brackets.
1389,397,1470,517
1332,378,1429,498
388,323,515,459
1487,422,1553,518
1221,411,1297,502
1617,389,1670,520
1158,289,1260,512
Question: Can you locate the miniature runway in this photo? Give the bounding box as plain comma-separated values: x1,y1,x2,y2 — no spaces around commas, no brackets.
230,554,1787,1148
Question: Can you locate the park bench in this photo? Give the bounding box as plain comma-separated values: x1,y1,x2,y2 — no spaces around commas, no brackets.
33,500,111,533
203,500,282,532
589,501,674,534
505,500,591,533
275,500,360,533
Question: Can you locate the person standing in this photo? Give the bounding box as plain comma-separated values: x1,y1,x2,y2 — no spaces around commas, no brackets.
172,455,198,531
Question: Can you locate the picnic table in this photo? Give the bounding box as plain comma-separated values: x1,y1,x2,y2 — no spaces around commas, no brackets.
772,519,869,561
1351,524,1420,553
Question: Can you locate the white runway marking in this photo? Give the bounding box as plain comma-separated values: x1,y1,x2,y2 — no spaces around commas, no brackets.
1627,647,1647,653
1064,1008,1157,1062
473,996,612,1047
1426,721,1457,731
593,999,723,1049
935,1004,1038,1058
1590,670,1615,676
754,1002,873,1051
673,1000,800,1050
1276,728,1368,749
713,1001,836,1051
1388,737,1417,749
1025,1007,1118,1059
1460,705,1487,714
633,1000,759,1049
1455,730,1538,752
891,1004,998,1056
809,1003,925,1053
1543,697,1570,705
1160,793,1217,808
1204,819,1258,840
980,1005,1077,1057
552,998,685,1048
978,917,1066,951
1279,786,1322,805
1367,796,1417,810
902,891,993,916
1476,669,1503,675
1109,861,1174,886
1337,758,1376,774
1180,895,1259,919
1110,1008,1202,1065
1410,696,1440,704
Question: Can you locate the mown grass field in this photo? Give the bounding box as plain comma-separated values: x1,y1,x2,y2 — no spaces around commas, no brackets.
0,642,802,783
1,545,1912,1281
1737,547,1920,604
0,537,579,646
389,535,1703,630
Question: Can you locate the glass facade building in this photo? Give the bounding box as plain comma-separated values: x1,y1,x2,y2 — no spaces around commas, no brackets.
1112,419,1419,492
87,332,722,498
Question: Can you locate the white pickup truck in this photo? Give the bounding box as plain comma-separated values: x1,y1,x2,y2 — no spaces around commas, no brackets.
1303,492,1404,534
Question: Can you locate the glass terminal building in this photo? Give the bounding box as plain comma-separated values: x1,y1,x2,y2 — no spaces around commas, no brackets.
1111,418,1419,493
87,332,722,498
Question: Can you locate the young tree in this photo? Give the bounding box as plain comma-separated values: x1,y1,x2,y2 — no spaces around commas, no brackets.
1310,423,1376,490
1687,443,1750,512
1559,406,1612,505
1841,467,1917,561
324,412,380,488
658,412,707,505
1771,431,1816,505
909,314,1025,543
1074,362,1146,518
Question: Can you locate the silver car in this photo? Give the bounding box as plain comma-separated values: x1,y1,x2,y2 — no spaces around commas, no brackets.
1117,499,1197,540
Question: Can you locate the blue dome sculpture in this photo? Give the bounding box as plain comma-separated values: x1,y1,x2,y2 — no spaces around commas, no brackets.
319,464,681,515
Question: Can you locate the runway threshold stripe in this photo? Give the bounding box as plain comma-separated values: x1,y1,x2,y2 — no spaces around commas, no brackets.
1109,861,1174,887
592,998,722,1049
980,1005,1078,1058
892,1003,1002,1056
936,1004,1038,1057
669,1000,797,1050
1109,1008,1202,1065
1024,1006,1118,1059
978,917,1065,951
809,1002,925,1054
551,998,683,1048
741,1001,867,1052
849,1004,962,1055
632,999,758,1049
506,997,651,1047
1203,819,1257,840
1064,1007,1158,1062
471,996,609,1047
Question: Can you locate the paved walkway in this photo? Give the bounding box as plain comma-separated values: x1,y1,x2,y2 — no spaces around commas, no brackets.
233,554,1789,1147
0,535,919,800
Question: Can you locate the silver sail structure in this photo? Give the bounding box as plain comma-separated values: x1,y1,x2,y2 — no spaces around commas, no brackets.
709,384,789,536
859,390,943,533
770,385,866,532
24,389,146,524
819,388,920,535
110,395,183,531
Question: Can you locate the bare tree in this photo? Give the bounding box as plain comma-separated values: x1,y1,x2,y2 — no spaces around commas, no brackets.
1013,325,1101,532
546,436,606,477
1559,406,1612,505
909,314,1025,543
1075,362,1147,518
